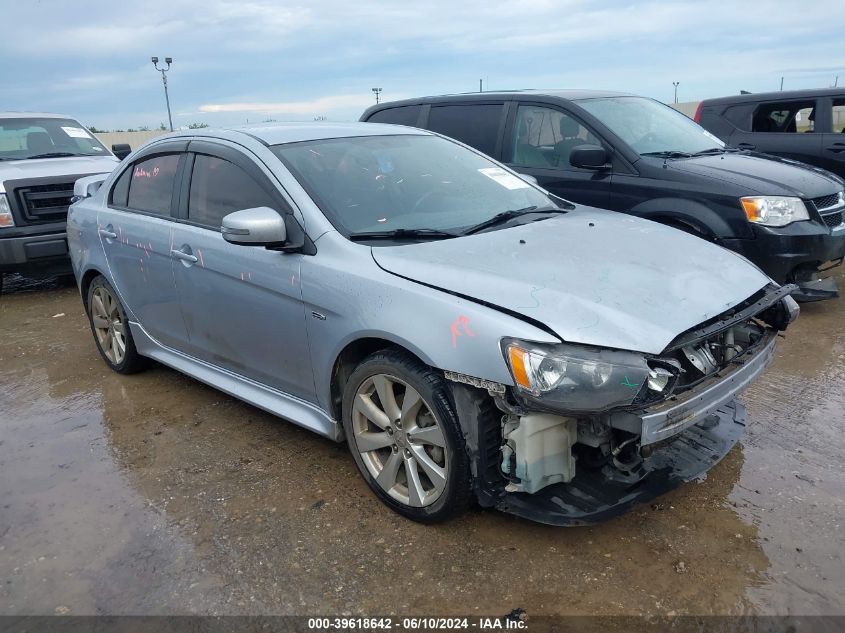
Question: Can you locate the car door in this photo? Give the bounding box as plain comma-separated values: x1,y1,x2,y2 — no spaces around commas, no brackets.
169,141,316,403
732,98,822,167
501,102,612,209
97,144,190,350
819,95,845,179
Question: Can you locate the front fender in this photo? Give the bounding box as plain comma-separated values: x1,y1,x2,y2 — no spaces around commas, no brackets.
301,234,559,413
629,197,743,239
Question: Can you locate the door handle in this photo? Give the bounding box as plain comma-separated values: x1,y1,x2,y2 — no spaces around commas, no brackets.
171,248,198,263
826,144,845,153
736,142,756,150
99,227,117,240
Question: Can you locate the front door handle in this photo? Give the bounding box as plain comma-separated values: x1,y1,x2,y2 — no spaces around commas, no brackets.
171,248,198,264
99,227,117,240
826,143,845,153
736,142,756,150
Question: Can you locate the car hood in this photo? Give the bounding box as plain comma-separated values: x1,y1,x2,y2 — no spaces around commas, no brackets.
661,152,842,198
371,209,771,354
0,156,119,192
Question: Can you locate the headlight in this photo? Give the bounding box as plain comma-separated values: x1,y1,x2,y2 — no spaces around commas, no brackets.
0,194,14,228
740,196,808,227
502,339,653,412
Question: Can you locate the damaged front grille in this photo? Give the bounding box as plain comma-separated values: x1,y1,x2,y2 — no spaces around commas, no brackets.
632,284,793,405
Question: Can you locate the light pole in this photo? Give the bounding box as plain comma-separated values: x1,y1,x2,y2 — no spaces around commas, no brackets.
152,56,174,131
372,87,382,104
672,81,680,104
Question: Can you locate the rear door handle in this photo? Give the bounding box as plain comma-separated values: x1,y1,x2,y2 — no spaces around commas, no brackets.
826,143,845,153
99,227,117,240
736,142,756,150
171,248,198,263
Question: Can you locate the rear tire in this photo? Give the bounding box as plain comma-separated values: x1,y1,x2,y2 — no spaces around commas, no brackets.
86,275,147,374
341,348,472,523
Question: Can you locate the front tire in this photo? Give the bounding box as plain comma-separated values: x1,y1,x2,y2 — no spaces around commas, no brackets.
341,349,472,523
86,275,146,374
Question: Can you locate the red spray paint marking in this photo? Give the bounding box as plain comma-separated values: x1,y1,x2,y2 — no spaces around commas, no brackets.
450,315,475,348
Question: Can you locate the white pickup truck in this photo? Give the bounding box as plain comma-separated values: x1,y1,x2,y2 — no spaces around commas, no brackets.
0,113,121,292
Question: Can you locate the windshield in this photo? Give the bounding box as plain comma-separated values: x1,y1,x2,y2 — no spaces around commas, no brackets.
272,135,558,238
576,96,724,156
0,117,110,161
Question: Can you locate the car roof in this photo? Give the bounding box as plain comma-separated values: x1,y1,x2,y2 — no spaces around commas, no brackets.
701,87,845,105
185,121,432,146
0,111,77,120
366,89,635,111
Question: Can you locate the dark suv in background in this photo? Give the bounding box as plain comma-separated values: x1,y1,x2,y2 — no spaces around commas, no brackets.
361,91,845,300
695,88,845,180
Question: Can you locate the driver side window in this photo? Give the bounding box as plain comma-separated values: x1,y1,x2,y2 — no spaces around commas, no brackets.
508,105,599,169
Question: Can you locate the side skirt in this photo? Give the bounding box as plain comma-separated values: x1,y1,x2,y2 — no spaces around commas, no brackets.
130,321,342,441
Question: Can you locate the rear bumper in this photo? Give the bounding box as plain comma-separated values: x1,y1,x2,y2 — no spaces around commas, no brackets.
0,230,71,274
721,221,845,294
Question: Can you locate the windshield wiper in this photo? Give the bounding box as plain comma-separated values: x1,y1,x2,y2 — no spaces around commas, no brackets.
640,150,692,158
348,228,459,242
690,147,739,156
26,152,86,159
461,205,566,236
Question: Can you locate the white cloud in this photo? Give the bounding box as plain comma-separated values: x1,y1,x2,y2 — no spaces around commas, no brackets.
199,93,398,116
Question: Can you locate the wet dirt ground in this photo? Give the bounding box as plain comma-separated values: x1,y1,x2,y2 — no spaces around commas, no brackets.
1,271,843,617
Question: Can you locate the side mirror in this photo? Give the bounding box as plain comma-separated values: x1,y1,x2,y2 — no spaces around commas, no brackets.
221,207,287,247
569,144,610,169
518,173,539,186
111,143,131,160
73,173,109,199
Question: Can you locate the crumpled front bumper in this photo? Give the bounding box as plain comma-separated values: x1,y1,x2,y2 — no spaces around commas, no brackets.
496,400,747,526
612,329,778,446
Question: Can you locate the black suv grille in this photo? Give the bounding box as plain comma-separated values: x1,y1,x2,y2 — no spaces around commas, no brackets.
14,182,75,224
822,211,844,228
812,193,842,212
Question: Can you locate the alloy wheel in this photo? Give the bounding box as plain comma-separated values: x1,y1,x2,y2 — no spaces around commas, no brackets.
91,285,126,365
351,373,448,507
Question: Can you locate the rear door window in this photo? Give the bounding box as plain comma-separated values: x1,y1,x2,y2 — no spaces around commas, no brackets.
832,99,845,133
752,101,816,133
507,105,600,169
366,106,422,127
126,154,180,215
188,154,277,229
425,104,503,156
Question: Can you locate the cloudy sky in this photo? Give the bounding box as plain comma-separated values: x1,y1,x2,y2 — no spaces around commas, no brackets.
2,0,843,130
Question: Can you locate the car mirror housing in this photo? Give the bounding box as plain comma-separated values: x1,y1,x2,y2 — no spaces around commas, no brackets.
221,207,287,247
518,173,539,186
111,143,132,160
569,144,610,169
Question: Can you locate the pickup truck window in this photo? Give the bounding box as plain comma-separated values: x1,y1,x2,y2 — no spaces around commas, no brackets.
0,117,109,160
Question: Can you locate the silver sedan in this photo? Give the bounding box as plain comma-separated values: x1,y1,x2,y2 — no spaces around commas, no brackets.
68,123,797,524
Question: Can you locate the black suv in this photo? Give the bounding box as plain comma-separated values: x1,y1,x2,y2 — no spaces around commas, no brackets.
695,88,845,180
361,90,845,300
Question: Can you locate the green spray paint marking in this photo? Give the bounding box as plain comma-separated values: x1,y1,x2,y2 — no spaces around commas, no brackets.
620,375,640,389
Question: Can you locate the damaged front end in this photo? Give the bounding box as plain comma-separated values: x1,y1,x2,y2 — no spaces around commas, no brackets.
451,284,799,526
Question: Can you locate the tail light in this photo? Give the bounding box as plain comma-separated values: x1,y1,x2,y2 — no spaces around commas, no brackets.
693,102,704,123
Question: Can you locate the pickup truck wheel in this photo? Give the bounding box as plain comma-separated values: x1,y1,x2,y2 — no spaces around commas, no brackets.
87,276,146,374
342,349,472,523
